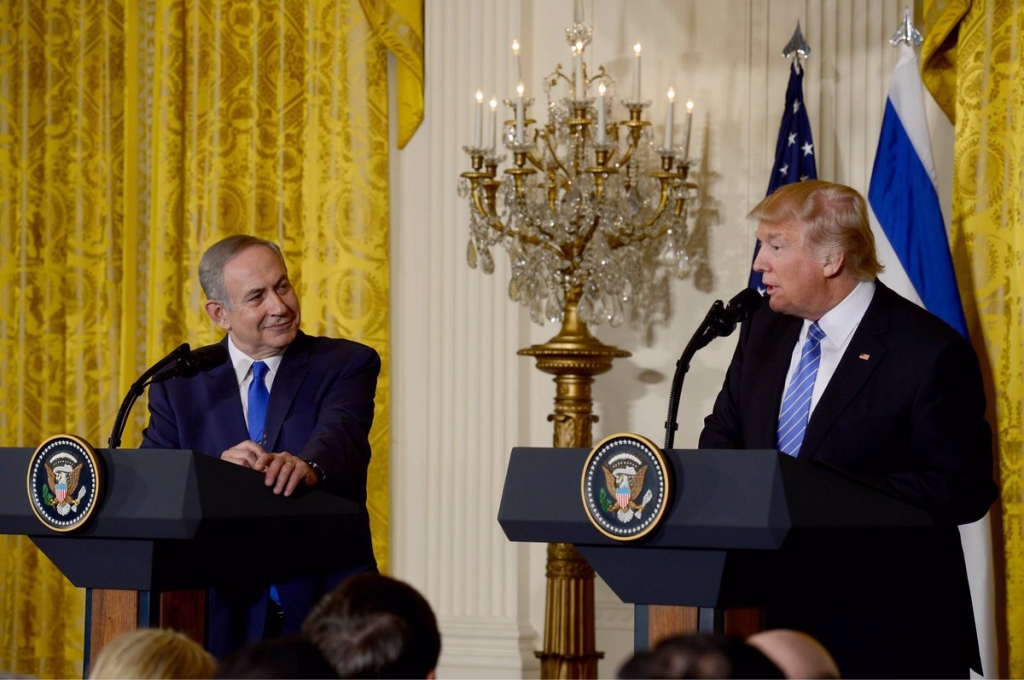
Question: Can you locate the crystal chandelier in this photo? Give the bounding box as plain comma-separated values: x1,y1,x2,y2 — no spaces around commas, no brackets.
459,11,698,329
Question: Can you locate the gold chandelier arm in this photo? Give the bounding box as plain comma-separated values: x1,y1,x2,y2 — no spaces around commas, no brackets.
605,179,678,249
532,130,573,186
470,184,493,218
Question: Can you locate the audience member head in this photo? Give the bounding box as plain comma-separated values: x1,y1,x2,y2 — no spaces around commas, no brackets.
215,634,337,679
747,629,841,679
89,628,215,679
617,633,783,679
303,572,441,679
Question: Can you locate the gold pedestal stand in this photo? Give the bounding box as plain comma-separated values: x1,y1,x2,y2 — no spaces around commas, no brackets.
519,300,630,678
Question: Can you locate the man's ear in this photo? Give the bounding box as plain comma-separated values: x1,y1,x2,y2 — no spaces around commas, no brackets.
822,251,845,278
205,300,231,331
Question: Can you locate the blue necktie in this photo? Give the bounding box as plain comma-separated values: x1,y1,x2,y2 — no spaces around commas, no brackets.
248,361,281,608
777,322,826,457
248,361,270,444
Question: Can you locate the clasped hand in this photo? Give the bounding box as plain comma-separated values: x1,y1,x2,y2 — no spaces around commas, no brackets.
221,441,317,496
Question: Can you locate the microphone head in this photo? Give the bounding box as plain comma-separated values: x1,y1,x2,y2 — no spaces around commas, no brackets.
151,343,229,383
726,287,765,322
708,288,765,339
180,344,230,377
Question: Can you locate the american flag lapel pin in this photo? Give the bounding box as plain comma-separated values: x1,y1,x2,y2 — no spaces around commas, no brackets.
859,353,871,361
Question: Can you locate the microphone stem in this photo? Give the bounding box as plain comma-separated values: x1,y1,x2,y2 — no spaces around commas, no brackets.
108,343,189,449
663,322,716,450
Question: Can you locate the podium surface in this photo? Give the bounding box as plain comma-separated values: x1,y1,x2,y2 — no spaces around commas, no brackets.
499,447,935,608
4,447,359,591
2,445,361,668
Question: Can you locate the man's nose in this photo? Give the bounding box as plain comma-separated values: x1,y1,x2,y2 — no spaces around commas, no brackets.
266,290,289,314
752,246,768,273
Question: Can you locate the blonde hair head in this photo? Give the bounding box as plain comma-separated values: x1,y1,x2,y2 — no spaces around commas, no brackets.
748,180,883,281
89,628,216,679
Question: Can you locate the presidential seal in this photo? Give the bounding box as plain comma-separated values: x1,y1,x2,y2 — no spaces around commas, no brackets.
27,435,104,532
581,433,671,541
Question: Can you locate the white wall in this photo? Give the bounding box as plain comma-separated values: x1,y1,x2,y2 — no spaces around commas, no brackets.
391,1,946,677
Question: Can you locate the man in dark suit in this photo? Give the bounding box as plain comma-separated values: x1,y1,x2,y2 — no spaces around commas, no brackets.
142,234,380,658
700,181,997,678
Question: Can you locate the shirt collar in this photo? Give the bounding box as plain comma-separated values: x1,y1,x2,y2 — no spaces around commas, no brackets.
809,279,876,346
226,336,285,385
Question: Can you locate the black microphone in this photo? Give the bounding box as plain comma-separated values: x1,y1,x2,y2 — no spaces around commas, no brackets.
151,344,229,384
663,288,764,450
108,343,229,449
707,288,764,338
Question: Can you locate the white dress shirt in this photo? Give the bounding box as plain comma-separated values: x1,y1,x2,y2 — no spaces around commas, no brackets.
227,336,284,431
780,279,876,418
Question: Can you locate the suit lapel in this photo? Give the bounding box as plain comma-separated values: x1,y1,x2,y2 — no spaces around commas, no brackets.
798,284,891,460
263,331,311,450
753,314,802,448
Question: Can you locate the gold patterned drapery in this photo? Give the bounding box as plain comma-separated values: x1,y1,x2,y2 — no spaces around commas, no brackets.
922,1,1024,677
0,0,422,676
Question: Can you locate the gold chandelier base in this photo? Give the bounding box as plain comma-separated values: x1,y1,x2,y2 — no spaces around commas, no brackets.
520,303,629,678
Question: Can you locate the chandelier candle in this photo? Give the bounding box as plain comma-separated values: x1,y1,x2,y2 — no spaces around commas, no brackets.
512,39,522,88
473,90,483,148
515,82,525,144
573,42,583,99
664,87,675,148
632,43,642,101
487,97,497,150
683,100,694,160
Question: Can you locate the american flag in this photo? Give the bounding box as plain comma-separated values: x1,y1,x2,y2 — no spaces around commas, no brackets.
749,61,818,291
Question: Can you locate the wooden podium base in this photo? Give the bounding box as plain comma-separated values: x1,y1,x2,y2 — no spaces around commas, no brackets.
86,588,206,672
647,605,763,648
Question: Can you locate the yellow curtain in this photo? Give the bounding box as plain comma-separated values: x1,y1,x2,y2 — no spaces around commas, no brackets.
0,0,422,676
922,1,1024,677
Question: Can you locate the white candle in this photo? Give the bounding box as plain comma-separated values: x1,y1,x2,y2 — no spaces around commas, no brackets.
574,41,583,100
596,83,607,143
632,43,642,101
488,97,498,149
512,40,522,90
664,87,675,148
683,100,694,160
473,90,483,148
515,82,525,144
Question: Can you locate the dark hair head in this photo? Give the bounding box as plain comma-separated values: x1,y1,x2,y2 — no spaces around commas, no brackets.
199,235,286,306
215,634,337,679
748,180,882,281
618,633,784,679
303,573,441,679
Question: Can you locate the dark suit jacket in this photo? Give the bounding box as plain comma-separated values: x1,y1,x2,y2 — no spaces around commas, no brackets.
700,282,997,678
141,331,380,657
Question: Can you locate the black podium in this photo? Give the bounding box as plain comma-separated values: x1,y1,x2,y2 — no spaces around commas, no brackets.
498,447,937,646
1,447,360,667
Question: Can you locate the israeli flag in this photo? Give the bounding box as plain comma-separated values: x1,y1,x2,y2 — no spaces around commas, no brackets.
868,42,995,678
868,43,966,335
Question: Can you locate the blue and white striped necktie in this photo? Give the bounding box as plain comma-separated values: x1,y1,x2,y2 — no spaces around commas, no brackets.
777,322,826,457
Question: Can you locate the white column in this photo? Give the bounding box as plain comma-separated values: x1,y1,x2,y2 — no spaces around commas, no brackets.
390,0,540,677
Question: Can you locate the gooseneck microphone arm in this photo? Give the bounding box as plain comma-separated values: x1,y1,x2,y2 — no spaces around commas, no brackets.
108,343,191,449
663,289,764,450
108,343,230,449
663,303,727,450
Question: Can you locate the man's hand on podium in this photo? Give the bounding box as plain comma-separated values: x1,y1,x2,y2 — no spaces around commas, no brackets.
220,441,319,496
